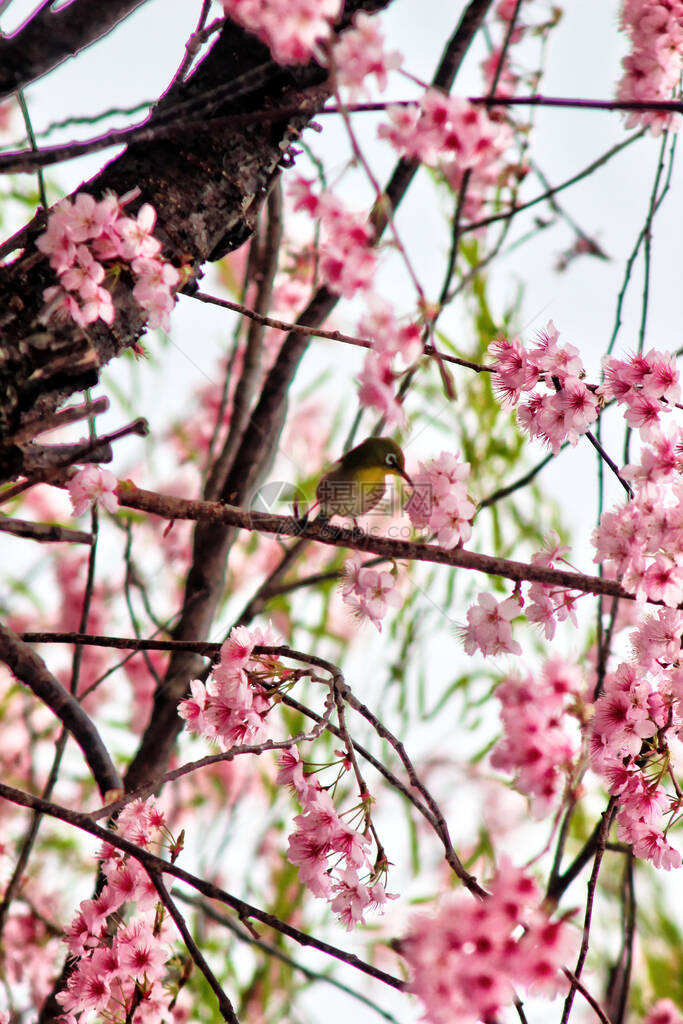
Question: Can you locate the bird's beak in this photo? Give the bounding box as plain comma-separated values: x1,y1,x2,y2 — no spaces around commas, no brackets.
398,467,413,487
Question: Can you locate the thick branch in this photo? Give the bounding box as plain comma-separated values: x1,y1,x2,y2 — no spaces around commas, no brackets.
0,623,121,796
0,517,93,544
0,0,151,101
0,2,387,461
125,0,497,794
116,482,633,602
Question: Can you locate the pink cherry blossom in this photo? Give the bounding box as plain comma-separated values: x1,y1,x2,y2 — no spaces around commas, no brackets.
462,591,522,658
643,998,683,1024
617,1,683,134
406,450,475,548
178,624,282,748
118,919,168,981
379,89,513,220
491,660,582,815
341,555,402,631
357,352,405,426
331,12,402,96
489,322,599,453
403,860,575,1024
68,465,118,517
37,190,179,332
220,0,341,65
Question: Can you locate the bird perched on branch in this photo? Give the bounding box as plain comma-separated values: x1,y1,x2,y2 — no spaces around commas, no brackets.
314,436,413,523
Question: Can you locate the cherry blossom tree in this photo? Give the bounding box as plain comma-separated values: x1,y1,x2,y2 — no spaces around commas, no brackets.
0,1,682,1023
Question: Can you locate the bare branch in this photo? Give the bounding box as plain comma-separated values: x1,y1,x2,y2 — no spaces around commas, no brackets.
0,623,121,796
0,0,152,100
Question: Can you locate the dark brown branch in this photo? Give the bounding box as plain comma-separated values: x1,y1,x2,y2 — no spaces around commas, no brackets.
148,871,240,1023
561,801,618,1024
204,182,283,501
189,289,493,373
0,4,387,452
123,0,495,796
117,482,637,602
562,970,614,1024
0,417,148,502
0,517,93,544
0,0,151,101
171,890,403,1024
0,622,121,796
3,396,109,445
474,93,683,115
0,781,406,992
605,851,636,1024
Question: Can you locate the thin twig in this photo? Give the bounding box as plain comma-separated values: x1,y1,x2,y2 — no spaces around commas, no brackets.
0,517,93,544
189,290,493,373
148,870,239,1023
560,800,618,1024
171,890,403,1024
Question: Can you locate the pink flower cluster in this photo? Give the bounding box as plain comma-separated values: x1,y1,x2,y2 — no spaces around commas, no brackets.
68,465,118,518
461,591,522,658
590,613,683,870
356,297,422,426
644,999,683,1024
57,798,178,1019
617,0,683,134
379,90,513,219
37,190,179,331
220,0,340,64
331,12,402,96
491,659,583,816
462,536,582,663
178,624,283,748
406,450,476,548
403,858,576,1024
289,177,377,299
593,479,683,607
599,349,680,440
525,533,581,640
279,748,390,928
489,322,599,454
341,552,402,632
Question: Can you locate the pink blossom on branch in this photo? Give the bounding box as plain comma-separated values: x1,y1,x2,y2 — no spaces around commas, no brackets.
56,798,180,1021
491,659,584,816
461,591,523,658
279,747,392,927
37,189,181,333
406,450,475,548
379,90,514,219
340,552,402,631
489,322,599,454
403,858,577,1024
617,0,683,134
330,12,403,96
68,465,118,517
178,624,283,748
220,0,341,65
643,998,683,1024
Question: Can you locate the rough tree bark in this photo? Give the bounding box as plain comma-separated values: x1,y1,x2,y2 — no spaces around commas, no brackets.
0,0,388,483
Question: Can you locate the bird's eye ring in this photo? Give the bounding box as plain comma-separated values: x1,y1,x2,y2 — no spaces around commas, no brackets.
385,453,397,466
